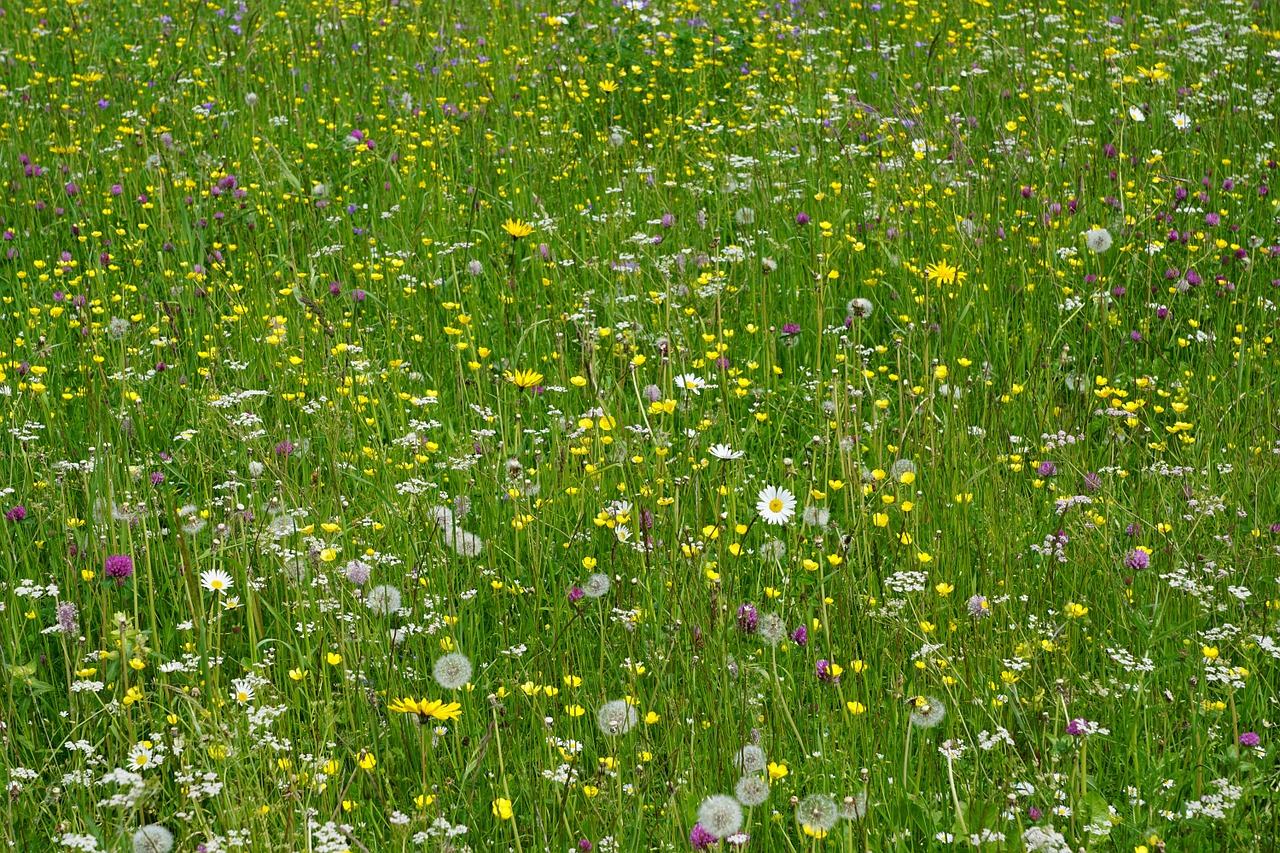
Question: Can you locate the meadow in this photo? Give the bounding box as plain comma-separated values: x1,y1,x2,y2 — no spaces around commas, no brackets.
2,0,1280,849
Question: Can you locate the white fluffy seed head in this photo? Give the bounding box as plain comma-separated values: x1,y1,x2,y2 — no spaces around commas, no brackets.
433,653,473,690
583,572,611,599
733,744,767,774
133,825,175,853
697,794,743,838
596,699,638,736
796,794,839,833
365,584,402,615
734,775,770,807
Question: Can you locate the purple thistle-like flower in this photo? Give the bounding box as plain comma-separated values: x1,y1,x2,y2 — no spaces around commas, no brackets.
150,471,165,486
1037,461,1056,477
1066,717,1087,736
275,439,294,458
56,601,79,634
737,603,758,633
578,840,593,853
795,212,810,225
5,506,26,522
1028,807,1042,821
781,323,801,336
1083,472,1101,492
690,824,718,851
1240,732,1260,747
790,625,807,646
568,585,585,604
816,659,839,684
967,594,989,618
104,554,134,584
1124,549,1149,571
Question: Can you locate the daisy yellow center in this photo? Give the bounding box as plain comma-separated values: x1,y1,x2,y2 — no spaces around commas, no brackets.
211,580,224,588
769,499,783,512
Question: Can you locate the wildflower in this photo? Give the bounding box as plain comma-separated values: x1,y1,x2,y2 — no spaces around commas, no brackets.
365,584,403,615
104,554,135,584
1124,549,1150,571
1085,228,1113,253
847,297,874,319
967,595,990,618
5,505,26,522
709,443,743,460
433,653,473,690
757,613,786,646
132,825,175,853
509,368,544,390
924,259,964,285
756,485,796,526
231,678,255,705
388,697,463,722
582,573,611,599
908,695,946,728
796,794,839,836
1240,732,1260,747
733,744,767,774
200,569,233,594
492,798,514,820
790,624,807,646
839,792,868,821
734,775,770,807
344,559,372,585
736,604,758,633
596,699,638,735
689,824,718,851
55,601,79,634
501,218,535,239
673,373,706,394
766,762,788,781
694,794,742,839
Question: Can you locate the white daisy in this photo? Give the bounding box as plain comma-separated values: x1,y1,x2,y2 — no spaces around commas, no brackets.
756,485,796,526
1171,111,1191,131
709,443,744,460
200,568,233,594
673,373,706,394
1128,105,1145,122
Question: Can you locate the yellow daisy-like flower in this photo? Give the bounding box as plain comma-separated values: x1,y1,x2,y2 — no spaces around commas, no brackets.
501,218,535,239
924,259,965,286
388,697,463,722
507,368,544,390
598,80,619,93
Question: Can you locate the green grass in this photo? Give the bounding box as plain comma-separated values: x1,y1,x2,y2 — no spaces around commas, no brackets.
2,0,1280,850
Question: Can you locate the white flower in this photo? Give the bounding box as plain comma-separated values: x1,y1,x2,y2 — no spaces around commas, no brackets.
128,741,161,771
734,744,767,774
709,444,743,460
230,678,255,705
199,569,233,594
1128,105,1145,122
673,373,706,394
1171,112,1191,131
756,485,796,526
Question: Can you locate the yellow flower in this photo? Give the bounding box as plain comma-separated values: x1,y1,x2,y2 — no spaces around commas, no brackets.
598,80,619,93
508,368,544,390
357,752,376,771
846,700,866,715
1064,602,1089,619
501,218,535,239
767,761,788,781
1201,646,1219,660
924,259,965,286
935,583,954,596
388,697,463,722
326,652,343,666
492,798,514,820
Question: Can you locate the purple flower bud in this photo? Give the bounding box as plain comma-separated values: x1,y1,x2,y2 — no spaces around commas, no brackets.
104,554,135,584
790,625,807,646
